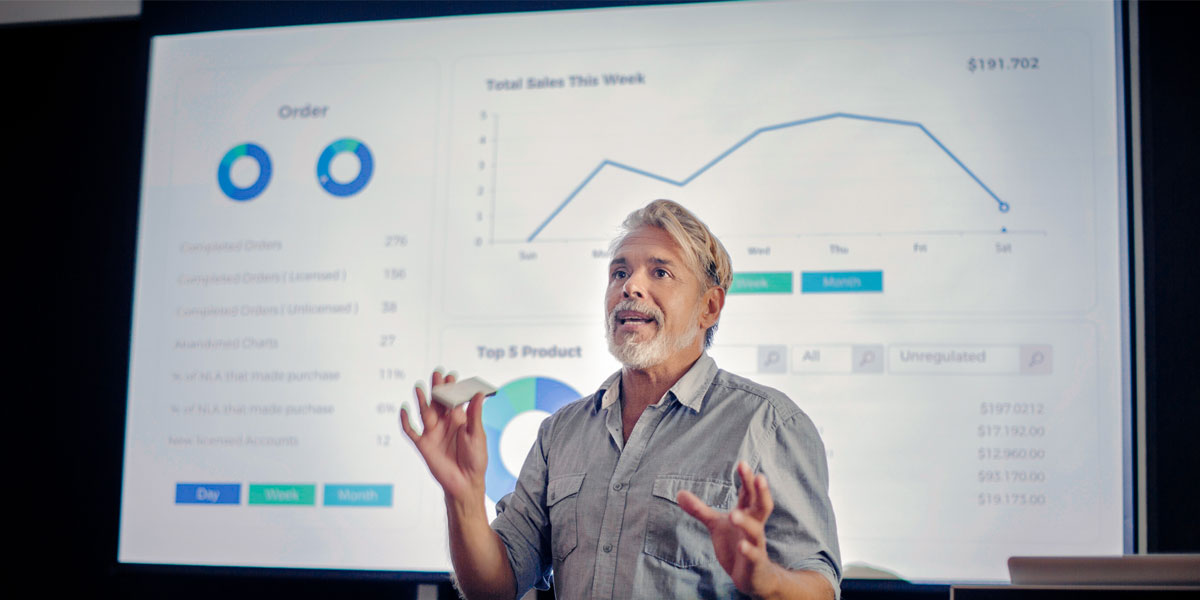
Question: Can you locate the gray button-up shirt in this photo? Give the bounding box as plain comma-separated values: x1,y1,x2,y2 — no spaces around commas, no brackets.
491,354,841,599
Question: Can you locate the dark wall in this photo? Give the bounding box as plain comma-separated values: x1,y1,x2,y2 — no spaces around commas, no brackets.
10,1,1196,598
1136,0,1200,555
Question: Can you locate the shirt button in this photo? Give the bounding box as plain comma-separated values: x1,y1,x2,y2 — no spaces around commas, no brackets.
603,544,613,553
613,482,623,491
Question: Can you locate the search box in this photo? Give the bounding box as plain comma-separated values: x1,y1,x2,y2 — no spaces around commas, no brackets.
888,345,1020,374
789,344,884,374
791,345,853,373
709,345,762,375
709,345,791,374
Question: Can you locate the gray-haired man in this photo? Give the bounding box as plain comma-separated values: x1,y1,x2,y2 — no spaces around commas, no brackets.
402,200,841,599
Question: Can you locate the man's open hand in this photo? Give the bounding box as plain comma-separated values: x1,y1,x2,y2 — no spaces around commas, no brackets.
677,461,785,598
399,370,489,504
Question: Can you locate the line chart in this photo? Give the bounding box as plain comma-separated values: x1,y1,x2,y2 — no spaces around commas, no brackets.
526,112,1010,242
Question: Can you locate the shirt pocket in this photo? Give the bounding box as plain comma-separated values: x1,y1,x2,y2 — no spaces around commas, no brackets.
547,473,585,561
643,476,735,568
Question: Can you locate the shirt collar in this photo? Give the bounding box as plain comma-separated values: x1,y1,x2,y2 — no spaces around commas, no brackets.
594,353,718,414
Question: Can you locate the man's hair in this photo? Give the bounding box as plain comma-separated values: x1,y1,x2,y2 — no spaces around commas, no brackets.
610,199,732,348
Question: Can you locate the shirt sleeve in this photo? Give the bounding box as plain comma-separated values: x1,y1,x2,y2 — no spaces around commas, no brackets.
490,415,555,595
758,408,843,599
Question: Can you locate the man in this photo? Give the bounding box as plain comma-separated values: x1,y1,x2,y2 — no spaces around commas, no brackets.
401,200,840,599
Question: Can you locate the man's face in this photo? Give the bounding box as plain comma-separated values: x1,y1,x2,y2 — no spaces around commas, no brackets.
605,225,709,369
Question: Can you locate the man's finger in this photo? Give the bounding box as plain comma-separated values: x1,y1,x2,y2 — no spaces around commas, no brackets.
415,383,440,430
450,403,468,427
739,538,767,563
399,406,420,442
751,474,774,521
676,490,721,529
465,392,485,435
737,462,757,510
730,509,766,547
414,384,431,423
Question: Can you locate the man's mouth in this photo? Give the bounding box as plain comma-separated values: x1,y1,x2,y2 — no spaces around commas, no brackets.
616,310,657,326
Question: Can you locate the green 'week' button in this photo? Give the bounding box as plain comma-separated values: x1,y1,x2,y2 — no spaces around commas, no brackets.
729,271,793,294
248,484,316,505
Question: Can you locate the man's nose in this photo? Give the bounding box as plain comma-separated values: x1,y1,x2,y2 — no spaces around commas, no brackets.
622,271,647,298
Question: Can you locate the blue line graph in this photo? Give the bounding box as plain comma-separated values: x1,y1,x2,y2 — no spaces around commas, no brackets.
526,112,1009,242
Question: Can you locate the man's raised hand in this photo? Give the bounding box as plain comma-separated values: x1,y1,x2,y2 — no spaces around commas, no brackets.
399,370,489,503
677,461,785,598
400,371,517,600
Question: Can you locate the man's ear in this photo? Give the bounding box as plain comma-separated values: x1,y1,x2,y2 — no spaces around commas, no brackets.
699,286,725,329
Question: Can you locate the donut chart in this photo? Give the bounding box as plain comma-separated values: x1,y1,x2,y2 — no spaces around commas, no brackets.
483,376,580,503
217,143,272,201
316,138,374,197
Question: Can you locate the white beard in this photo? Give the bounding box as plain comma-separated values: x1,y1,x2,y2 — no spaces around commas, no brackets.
606,299,700,369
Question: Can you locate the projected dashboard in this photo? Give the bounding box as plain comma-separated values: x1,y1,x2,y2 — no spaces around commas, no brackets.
120,0,1131,584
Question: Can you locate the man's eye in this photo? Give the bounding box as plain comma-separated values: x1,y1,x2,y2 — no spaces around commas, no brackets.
611,270,627,279
654,268,669,278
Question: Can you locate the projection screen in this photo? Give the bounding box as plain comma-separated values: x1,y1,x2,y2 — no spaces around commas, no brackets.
119,0,1134,584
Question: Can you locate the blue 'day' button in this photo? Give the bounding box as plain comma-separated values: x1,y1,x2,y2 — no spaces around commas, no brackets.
324,484,393,507
801,270,884,293
175,483,240,505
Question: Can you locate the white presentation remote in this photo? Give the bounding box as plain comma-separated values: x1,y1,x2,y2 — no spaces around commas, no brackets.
431,376,498,408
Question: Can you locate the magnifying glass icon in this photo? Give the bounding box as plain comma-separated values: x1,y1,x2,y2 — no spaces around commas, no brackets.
1029,351,1044,368
859,350,876,367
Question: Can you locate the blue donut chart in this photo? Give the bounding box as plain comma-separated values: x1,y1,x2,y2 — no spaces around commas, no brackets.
217,143,272,201
483,377,580,503
316,138,374,197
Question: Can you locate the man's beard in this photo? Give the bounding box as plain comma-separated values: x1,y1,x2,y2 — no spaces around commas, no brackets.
606,299,700,369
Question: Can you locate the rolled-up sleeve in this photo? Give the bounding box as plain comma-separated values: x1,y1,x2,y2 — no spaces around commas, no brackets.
760,410,843,598
490,417,554,595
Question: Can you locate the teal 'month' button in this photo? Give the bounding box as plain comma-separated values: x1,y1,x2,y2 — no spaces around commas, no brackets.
324,484,393,507
248,484,316,505
729,272,793,294
801,270,883,293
